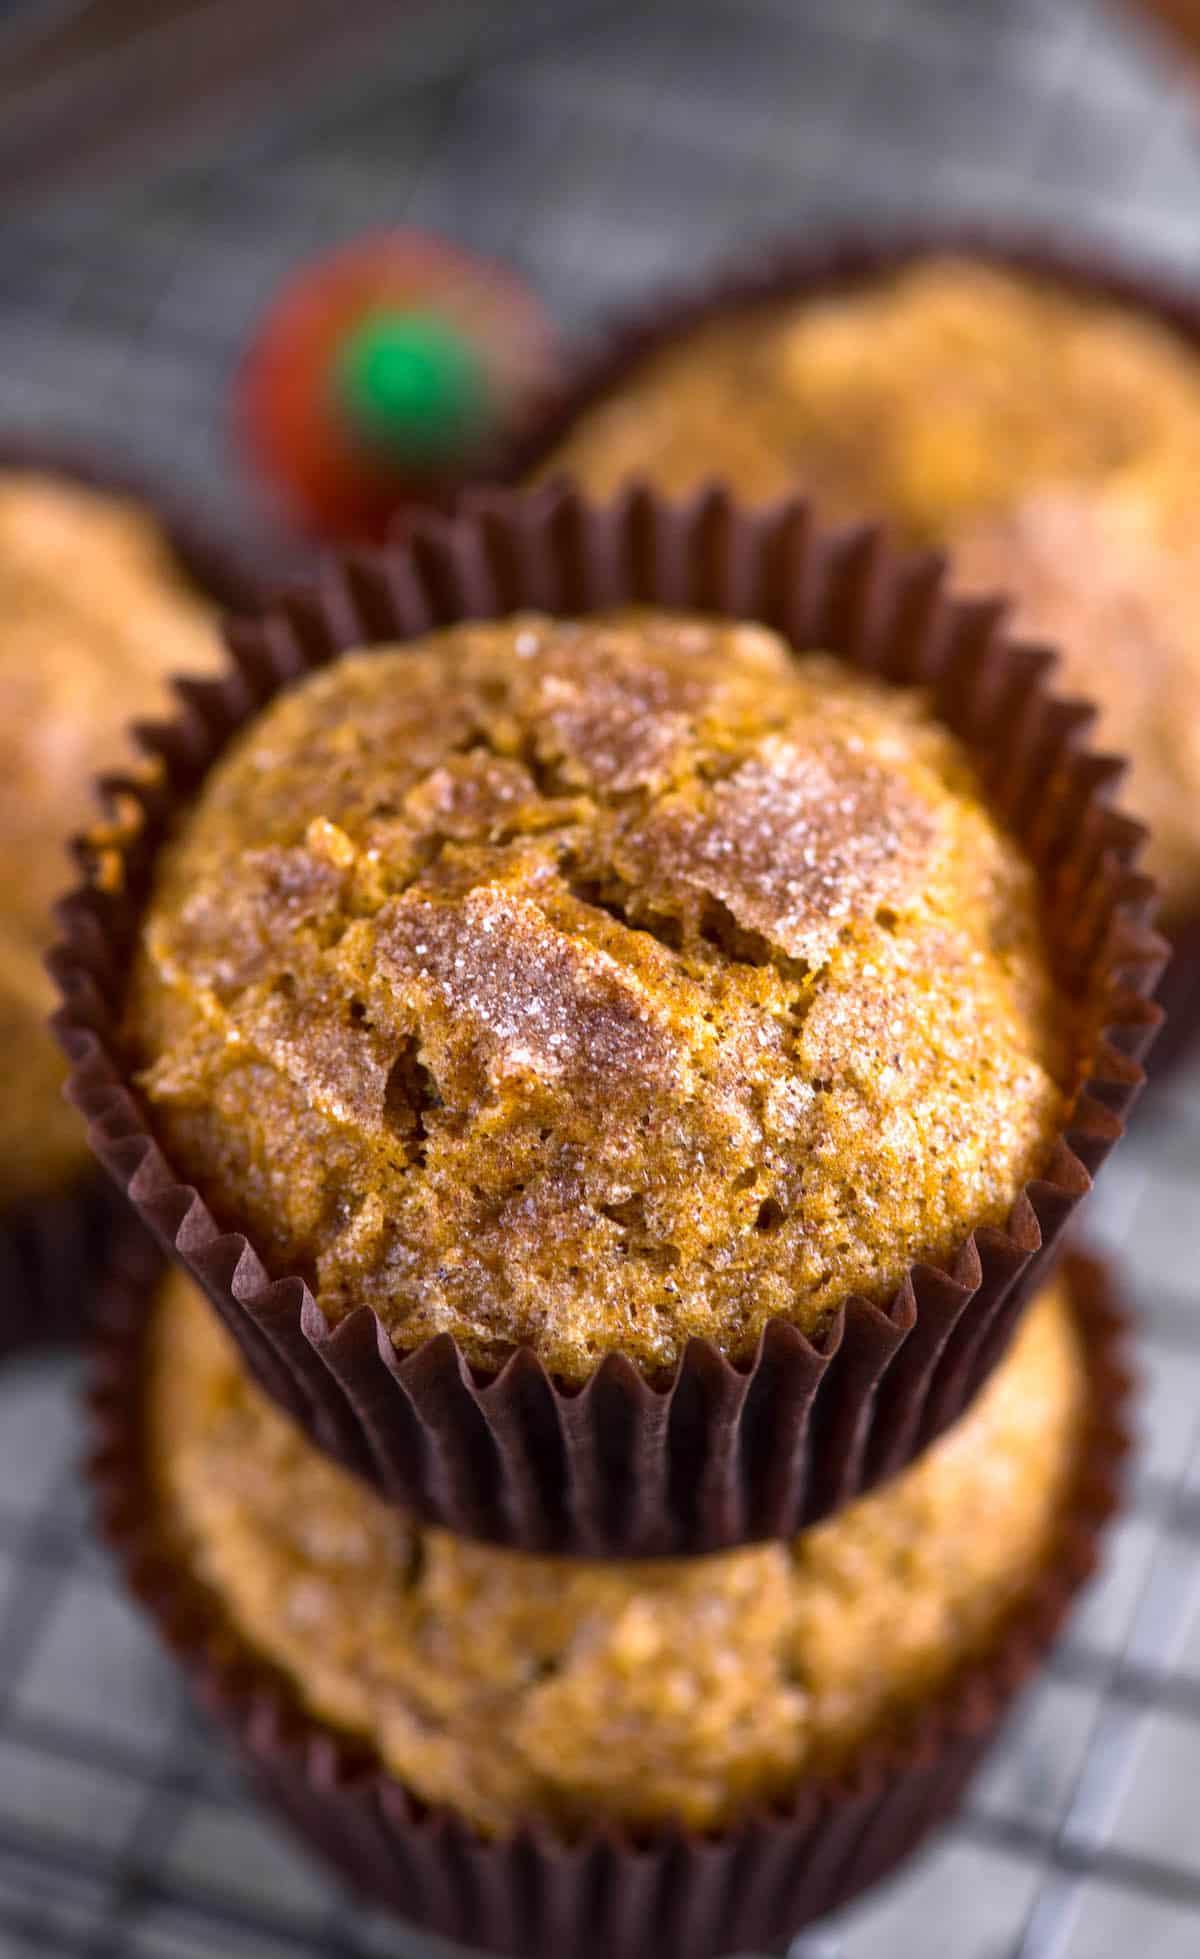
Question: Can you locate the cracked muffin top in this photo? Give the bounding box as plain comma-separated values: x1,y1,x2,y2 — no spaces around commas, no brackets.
126,609,1072,1382
147,1265,1087,1836
0,471,219,1204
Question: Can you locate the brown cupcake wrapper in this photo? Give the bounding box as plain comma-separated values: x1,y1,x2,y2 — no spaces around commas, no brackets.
86,1247,1133,1959
52,486,1164,1556
0,441,278,1361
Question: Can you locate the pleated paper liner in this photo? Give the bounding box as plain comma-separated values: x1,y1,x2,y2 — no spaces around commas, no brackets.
86,1247,1133,1959
52,487,1164,1556
0,439,272,1361
504,226,1200,1078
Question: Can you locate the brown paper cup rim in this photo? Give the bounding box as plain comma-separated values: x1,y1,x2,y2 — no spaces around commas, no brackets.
51,485,1164,1556
85,1244,1133,1956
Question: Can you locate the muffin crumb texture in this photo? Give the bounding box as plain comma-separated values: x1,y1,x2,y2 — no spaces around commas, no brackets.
149,1269,1086,1836
128,609,1069,1380
0,472,218,1203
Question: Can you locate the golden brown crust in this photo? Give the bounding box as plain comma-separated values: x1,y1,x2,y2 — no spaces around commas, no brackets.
147,1267,1086,1837
0,472,219,1203
533,257,1200,914
127,610,1070,1379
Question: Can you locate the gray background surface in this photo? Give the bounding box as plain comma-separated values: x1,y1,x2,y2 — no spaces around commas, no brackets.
3,2,1200,1954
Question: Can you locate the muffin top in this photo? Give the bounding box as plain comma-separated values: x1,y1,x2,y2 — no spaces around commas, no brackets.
0,471,219,1203
127,609,1070,1381
535,259,1200,544
148,1266,1086,1836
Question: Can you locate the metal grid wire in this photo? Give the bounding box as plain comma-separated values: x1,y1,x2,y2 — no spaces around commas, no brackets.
3,0,1200,1953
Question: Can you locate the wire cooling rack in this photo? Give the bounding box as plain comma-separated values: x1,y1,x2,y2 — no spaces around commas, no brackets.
3,2,1200,1954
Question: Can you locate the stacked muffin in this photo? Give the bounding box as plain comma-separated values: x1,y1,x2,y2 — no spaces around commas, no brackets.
0,465,231,1353
67,493,1153,1958
137,1258,1104,1838
530,252,1200,1051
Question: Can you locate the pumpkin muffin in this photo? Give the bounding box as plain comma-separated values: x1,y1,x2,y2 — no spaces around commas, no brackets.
125,608,1073,1384
0,471,220,1207
533,257,1200,544
145,1263,1087,1837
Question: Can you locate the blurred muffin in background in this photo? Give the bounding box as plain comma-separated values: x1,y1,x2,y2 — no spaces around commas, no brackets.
0,469,223,1346
533,258,1200,543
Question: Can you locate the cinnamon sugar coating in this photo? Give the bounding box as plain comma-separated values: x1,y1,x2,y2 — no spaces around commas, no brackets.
147,1268,1086,1836
127,610,1070,1381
